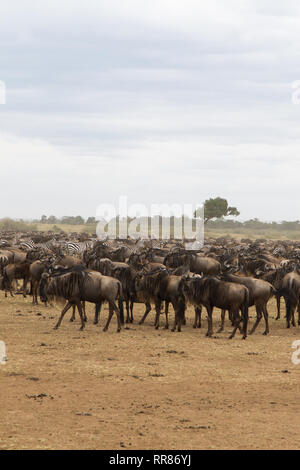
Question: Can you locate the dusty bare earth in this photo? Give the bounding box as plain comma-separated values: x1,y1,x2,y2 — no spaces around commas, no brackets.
0,294,300,450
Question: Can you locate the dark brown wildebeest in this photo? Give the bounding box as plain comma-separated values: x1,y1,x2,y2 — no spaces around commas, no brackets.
51,254,85,321
134,266,170,329
258,267,286,320
280,270,300,328
155,274,186,332
29,255,56,304
140,247,168,265
238,256,274,277
179,274,249,339
56,255,82,268
109,245,133,262
221,273,276,335
40,269,122,332
7,248,27,264
0,250,13,276
2,261,31,297
136,269,185,332
29,260,46,304
164,251,221,275
46,264,90,322
92,258,134,324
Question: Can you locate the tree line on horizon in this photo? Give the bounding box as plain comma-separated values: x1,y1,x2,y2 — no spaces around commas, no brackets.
1,198,300,232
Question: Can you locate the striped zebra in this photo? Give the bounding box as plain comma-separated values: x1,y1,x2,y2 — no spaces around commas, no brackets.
65,240,95,256
19,240,36,251
19,239,60,252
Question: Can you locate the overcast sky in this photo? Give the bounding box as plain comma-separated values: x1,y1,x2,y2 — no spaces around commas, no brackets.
1,0,300,221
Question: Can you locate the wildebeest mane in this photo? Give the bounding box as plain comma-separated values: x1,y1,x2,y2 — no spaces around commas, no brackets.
46,271,84,301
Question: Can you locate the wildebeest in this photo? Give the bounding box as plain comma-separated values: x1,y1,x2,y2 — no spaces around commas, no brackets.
164,251,221,275
258,267,286,320
92,258,134,324
280,270,300,328
134,266,170,329
2,261,31,297
179,274,249,339
136,269,186,332
40,269,122,332
221,273,276,335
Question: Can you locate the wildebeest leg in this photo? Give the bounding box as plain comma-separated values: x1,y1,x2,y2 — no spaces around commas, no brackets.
34,281,39,305
291,305,296,327
165,301,169,329
217,309,226,333
126,299,133,323
130,300,134,321
171,302,184,333
113,301,122,332
31,281,36,304
171,309,180,332
70,305,76,322
285,296,292,329
54,301,73,329
171,301,178,332
118,298,125,324
171,309,177,332
22,278,27,298
262,305,269,335
6,277,14,297
229,308,241,339
103,301,121,332
154,300,162,329
138,302,152,325
94,302,102,324
249,305,263,335
32,281,36,304
82,301,87,322
193,306,202,328
122,297,129,323
206,305,213,337
275,294,281,320
76,300,86,330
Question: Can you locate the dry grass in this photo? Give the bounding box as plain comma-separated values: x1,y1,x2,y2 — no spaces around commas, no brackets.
1,294,300,450
35,223,96,234
30,223,300,241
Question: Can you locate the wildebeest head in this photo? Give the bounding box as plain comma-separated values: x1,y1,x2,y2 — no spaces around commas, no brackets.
179,273,203,303
134,266,168,295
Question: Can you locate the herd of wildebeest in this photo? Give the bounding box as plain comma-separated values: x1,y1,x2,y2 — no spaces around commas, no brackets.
1,231,300,340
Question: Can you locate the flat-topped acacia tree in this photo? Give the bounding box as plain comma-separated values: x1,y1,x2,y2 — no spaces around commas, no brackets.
194,197,240,225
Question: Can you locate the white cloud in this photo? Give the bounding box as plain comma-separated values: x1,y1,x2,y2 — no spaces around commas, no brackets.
0,0,300,220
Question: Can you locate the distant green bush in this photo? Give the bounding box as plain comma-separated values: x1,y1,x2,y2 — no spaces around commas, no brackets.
52,225,63,233
0,218,38,231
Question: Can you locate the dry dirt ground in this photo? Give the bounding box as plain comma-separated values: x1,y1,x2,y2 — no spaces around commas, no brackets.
0,294,300,450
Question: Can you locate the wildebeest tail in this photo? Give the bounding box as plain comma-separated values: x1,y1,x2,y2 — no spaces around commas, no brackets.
270,285,277,297
117,280,123,300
